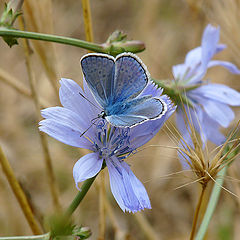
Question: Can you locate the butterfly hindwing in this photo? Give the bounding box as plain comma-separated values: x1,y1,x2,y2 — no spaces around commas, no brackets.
105,96,166,127
81,54,115,107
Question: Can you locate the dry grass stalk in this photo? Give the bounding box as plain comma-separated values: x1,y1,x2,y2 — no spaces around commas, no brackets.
23,0,59,96
175,103,240,239
133,212,160,240
19,16,61,212
98,171,106,240
79,2,107,239
178,117,240,189
0,146,42,235
0,67,49,108
81,0,94,44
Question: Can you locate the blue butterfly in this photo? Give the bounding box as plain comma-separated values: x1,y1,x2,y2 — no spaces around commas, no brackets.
80,52,167,128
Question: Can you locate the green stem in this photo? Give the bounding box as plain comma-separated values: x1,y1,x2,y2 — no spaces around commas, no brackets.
0,27,104,52
0,233,50,240
195,167,228,240
0,27,144,56
65,175,97,217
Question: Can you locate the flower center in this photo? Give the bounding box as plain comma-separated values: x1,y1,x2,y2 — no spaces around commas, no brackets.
93,120,132,160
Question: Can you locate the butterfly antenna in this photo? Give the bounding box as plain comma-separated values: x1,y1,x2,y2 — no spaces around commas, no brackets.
79,92,101,109
80,123,94,137
80,117,99,137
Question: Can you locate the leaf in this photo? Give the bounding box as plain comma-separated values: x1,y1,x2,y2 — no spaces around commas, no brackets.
2,35,18,47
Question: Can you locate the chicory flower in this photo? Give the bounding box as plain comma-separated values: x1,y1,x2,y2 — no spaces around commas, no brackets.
39,78,175,213
173,24,240,145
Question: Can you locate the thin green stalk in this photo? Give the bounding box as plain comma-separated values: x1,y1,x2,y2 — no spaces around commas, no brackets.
46,176,97,238
0,28,145,55
65,175,97,217
0,233,50,240
0,27,103,52
195,167,227,240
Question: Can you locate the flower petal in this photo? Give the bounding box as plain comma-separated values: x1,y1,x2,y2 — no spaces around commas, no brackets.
173,51,205,85
172,63,187,80
140,80,163,97
129,118,164,149
176,104,209,145
178,139,193,170
201,110,226,145
59,78,99,123
201,24,220,68
41,107,89,135
176,108,188,137
106,156,151,212
122,161,151,210
200,99,235,128
176,105,202,142
184,43,226,68
73,152,103,189
185,47,202,66
190,84,240,106
39,119,92,149
208,60,240,74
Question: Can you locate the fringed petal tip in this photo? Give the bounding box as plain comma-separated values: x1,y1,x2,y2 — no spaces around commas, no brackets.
106,157,151,213
161,94,177,118
123,205,152,213
140,79,163,97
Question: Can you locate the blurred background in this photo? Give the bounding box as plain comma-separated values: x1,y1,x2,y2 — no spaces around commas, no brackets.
0,0,240,239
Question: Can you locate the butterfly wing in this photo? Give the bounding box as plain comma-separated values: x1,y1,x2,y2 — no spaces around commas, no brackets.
81,53,115,108
112,53,149,104
105,96,167,127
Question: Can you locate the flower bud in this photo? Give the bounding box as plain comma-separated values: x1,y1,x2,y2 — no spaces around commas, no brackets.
0,0,23,27
73,226,92,239
101,30,145,56
0,0,23,47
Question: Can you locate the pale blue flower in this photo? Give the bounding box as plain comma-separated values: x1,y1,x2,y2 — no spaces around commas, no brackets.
39,78,175,212
173,24,240,145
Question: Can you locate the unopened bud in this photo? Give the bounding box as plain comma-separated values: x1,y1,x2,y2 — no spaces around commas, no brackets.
102,30,145,56
0,0,23,27
73,226,92,239
0,0,23,47
106,30,127,43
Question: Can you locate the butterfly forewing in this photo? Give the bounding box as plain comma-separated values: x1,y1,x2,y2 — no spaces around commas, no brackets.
112,54,149,104
81,54,115,108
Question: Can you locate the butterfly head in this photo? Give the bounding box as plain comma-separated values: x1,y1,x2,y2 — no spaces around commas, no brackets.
98,111,106,119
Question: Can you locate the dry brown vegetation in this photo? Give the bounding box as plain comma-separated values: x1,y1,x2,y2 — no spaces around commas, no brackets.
0,0,240,239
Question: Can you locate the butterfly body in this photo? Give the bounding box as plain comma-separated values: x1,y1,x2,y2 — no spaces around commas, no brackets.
81,52,167,128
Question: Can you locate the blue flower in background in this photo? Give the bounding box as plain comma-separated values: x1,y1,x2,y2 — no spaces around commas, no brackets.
39,78,175,212
173,24,240,145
